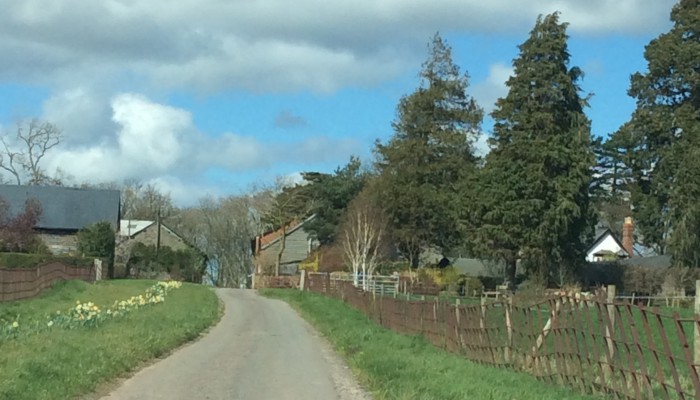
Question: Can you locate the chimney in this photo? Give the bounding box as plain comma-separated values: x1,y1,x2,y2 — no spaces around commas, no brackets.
622,217,634,258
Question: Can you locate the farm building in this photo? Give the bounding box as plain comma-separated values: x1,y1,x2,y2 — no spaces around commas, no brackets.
0,184,120,255
252,215,319,275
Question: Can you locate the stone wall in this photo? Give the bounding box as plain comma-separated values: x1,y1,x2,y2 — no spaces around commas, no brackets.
38,232,79,255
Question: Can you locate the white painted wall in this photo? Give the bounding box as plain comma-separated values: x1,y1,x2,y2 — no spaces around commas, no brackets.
586,233,624,262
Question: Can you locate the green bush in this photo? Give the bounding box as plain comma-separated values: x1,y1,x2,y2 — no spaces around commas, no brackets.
0,253,93,269
126,243,206,283
458,276,484,296
77,222,116,277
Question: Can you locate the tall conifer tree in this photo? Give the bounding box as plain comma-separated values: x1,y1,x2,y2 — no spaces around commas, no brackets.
472,13,595,286
616,0,700,264
375,34,483,265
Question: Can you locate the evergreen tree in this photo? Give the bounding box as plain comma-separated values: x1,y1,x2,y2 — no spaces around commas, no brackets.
375,34,483,265
297,157,368,245
471,13,595,286
620,0,700,264
591,133,634,236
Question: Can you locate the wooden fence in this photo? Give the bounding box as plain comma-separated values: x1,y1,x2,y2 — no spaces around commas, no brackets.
253,274,301,289
305,273,700,400
0,262,96,302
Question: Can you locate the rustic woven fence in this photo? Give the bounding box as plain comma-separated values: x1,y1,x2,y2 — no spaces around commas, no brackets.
0,262,96,302
305,273,700,400
253,274,301,289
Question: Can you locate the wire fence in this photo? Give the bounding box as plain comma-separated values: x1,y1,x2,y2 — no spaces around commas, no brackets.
304,272,700,400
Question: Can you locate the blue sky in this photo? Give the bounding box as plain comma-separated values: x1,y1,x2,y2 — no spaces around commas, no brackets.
0,0,677,205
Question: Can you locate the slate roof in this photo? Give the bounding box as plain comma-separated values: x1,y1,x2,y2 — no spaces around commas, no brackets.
0,184,120,231
449,258,505,278
618,255,672,270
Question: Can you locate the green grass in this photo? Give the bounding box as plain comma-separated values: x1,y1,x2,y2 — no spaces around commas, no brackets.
0,279,220,400
261,289,603,400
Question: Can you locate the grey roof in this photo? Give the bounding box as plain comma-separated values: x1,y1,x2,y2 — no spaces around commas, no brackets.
0,185,120,231
618,255,672,270
449,258,505,278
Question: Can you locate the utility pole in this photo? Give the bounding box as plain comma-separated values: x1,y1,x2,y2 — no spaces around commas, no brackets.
156,205,162,255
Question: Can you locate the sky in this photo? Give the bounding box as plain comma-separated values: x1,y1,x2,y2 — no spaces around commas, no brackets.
0,0,679,206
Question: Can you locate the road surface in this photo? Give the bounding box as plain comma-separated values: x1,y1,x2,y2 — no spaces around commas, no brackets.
99,289,370,400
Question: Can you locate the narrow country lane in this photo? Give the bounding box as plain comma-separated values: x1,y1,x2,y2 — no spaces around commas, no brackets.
99,289,370,400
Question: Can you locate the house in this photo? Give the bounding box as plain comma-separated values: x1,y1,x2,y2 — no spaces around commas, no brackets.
115,219,193,267
117,219,190,251
115,219,207,280
252,215,319,275
0,184,120,255
586,217,635,262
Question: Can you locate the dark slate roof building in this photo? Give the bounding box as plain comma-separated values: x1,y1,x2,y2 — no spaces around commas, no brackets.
0,185,121,231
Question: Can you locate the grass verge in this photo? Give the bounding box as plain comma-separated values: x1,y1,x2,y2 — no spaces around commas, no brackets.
0,279,220,400
261,289,603,400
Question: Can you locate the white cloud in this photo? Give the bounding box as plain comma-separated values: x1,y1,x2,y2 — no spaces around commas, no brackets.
42,88,116,144
0,0,675,94
472,62,513,113
42,93,359,204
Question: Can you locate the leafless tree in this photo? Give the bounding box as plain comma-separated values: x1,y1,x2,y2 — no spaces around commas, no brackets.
119,181,175,221
341,188,389,290
170,194,265,287
0,119,62,185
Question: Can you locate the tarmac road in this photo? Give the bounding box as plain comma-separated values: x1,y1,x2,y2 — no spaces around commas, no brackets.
100,288,370,400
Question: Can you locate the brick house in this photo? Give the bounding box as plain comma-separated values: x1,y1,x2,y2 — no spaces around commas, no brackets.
0,184,120,254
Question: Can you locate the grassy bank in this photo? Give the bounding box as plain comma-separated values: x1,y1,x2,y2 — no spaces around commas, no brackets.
0,280,220,400
261,289,602,400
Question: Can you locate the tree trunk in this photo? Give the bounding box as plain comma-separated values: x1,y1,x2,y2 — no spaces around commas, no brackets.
506,258,517,290
275,227,286,277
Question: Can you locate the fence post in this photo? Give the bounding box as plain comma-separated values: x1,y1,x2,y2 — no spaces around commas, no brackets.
695,280,700,366
606,284,616,364
455,299,462,350
505,295,513,365
94,258,102,281
299,270,306,291
420,295,425,332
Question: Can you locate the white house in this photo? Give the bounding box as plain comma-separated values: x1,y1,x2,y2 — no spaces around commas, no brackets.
585,228,629,262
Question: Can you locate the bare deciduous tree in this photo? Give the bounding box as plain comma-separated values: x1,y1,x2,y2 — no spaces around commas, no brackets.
0,119,62,185
119,181,175,221
341,188,389,290
258,177,314,276
170,195,265,287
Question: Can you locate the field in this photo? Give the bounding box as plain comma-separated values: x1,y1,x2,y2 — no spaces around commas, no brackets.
262,288,603,400
0,279,220,400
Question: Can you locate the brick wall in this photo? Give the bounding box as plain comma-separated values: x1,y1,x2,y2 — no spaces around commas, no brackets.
0,261,96,302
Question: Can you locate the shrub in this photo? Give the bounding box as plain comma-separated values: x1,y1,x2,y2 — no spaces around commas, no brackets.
126,243,206,283
77,222,115,277
0,198,43,253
